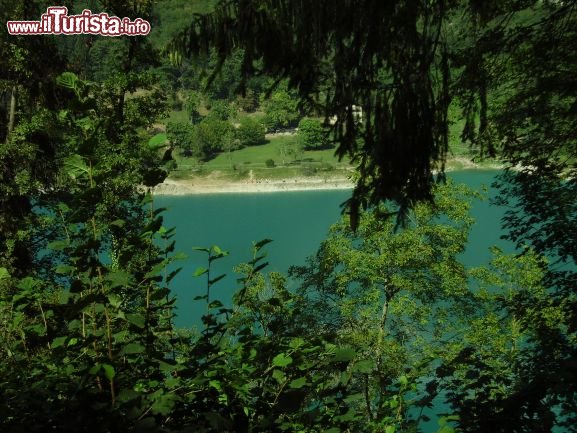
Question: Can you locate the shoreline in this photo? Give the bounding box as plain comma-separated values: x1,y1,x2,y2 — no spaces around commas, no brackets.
151,158,505,196
151,176,355,195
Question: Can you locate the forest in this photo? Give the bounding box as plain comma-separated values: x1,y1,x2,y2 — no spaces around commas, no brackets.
0,0,576,432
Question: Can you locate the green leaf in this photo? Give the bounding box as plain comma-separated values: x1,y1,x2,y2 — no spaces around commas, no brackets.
55,264,75,274
56,72,79,90
126,313,145,329
0,267,10,280
192,246,210,253
272,353,293,368
117,389,140,403
102,364,115,380
272,369,286,384
106,271,131,288
385,426,396,433
333,347,356,362
353,359,373,374
208,300,223,309
289,338,305,349
289,377,307,389
122,343,145,354
109,219,126,228
64,154,90,179
399,375,409,387
209,274,226,285
254,238,273,251
51,336,67,349
47,240,69,251
151,392,179,416
107,294,122,308
193,267,208,277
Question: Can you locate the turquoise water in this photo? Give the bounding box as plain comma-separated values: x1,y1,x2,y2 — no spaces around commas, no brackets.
156,170,513,328
156,170,513,431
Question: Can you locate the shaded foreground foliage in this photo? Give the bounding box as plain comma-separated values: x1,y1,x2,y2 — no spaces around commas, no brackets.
1,0,576,432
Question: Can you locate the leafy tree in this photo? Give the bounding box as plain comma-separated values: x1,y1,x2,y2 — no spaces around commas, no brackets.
184,90,202,124
297,117,331,150
290,181,477,427
262,88,301,131
206,98,234,121
437,248,560,432
195,116,234,160
290,182,552,432
167,121,196,155
236,116,266,147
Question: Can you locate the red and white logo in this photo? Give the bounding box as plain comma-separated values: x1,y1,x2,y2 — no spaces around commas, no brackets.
7,6,150,36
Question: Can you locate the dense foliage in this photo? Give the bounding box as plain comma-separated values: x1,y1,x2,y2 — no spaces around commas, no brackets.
1,0,576,432
297,118,331,150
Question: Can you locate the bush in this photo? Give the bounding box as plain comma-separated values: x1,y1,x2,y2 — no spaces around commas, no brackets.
195,117,234,161
206,100,234,121
236,116,266,146
262,89,301,131
265,159,276,168
166,122,195,155
297,118,331,150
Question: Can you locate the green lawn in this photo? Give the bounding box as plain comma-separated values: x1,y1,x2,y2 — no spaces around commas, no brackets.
164,102,497,180
169,132,352,179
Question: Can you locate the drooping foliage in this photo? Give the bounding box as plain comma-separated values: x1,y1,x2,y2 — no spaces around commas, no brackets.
169,0,457,224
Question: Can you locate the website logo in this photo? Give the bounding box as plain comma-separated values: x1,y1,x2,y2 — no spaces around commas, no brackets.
7,6,151,36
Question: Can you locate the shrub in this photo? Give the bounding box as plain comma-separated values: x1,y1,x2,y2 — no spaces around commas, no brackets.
262,89,300,131
265,159,276,168
166,121,195,155
297,118,331,150
195,117,234,161
236,116,266,146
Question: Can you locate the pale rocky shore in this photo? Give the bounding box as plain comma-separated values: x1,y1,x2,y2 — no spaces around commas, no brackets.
149,157,505,196
151,176,355,195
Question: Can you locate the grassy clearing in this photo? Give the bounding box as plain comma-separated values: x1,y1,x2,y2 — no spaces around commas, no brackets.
170,132,352,180
164,102,497,181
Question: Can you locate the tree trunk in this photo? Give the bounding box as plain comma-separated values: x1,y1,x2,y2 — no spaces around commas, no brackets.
6,85,16,143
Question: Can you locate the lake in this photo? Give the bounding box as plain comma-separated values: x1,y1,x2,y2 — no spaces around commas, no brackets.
156,169,513,431
156,170,513,328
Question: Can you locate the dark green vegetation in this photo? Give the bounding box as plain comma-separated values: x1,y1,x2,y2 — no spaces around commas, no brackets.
0,1,576,432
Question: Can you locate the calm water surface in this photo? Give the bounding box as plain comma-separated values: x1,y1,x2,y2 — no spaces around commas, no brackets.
156,170,513,327
156,170,514,432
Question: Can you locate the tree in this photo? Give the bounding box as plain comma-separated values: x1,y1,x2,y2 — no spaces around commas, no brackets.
206,98,234,121
236,116,266,146
184,90,202,124
195,116,234,160
290,182,553,432
167,121,196,155
261,88,301,131
297,117,331,150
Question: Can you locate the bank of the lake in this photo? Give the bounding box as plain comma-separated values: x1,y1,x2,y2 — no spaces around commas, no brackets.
152,158,504,195
152,175,354,195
